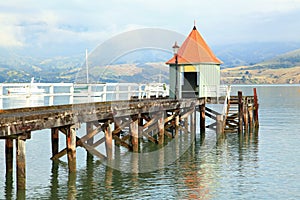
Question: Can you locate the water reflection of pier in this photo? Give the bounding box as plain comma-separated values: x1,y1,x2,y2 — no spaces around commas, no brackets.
6,126,258,199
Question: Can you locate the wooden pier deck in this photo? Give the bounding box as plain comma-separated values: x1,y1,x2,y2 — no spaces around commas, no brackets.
0,90,259,191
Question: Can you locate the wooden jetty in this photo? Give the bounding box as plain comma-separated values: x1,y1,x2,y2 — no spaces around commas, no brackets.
0,89,259,191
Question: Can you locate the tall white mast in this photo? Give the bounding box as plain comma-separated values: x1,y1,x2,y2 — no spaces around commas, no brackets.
86,49,89,84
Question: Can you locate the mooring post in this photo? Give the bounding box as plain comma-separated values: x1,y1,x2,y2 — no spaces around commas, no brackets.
216,115,224,136
238,91,244,134
104,121,113,160
248,104,254,131
243,101,249,134
130,116,139,152
66,125,76,173
51,128,59,157
200,104,206,134
158,111,165,145
253,88,259,127
138,116,144,144
16,138,26,190
5,138,13,174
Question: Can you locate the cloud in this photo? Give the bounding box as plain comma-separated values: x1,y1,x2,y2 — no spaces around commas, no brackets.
1,0,300,55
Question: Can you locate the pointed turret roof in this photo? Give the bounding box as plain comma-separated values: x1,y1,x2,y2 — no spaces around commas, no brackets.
166,26,222,65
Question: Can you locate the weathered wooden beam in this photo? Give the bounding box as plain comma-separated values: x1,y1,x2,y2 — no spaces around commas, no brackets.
80,125,102,143
81,143,106,160
164,130,173,138
180,108,195,120
112,119,131,135
200,104,206,133
104,122,113,160
130,117,139,152
16,138,26,190
91,137,105,148
248,105,254,130
113,135,132,150
216,115,224,136
253,88,259,127
86,122,94,146
142,132,157,144
66,125,76,172
164,113,176,123
51,128,59,157
142,115,159,129
157,112,165,144
238,91,243,134
5,138,13,174
243,103,249,134
205,112,217,120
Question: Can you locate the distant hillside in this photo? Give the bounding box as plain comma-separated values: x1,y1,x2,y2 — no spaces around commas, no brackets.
221,48,300,84
1,42,300,83
215,42,300,68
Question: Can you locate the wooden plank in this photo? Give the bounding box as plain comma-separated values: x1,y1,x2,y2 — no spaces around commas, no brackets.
164,113,175,123
205,107,221,116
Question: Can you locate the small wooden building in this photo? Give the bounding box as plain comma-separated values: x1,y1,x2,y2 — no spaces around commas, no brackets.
166,25,222,98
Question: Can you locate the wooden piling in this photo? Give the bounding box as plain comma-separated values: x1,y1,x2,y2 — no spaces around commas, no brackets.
104,122,113,159
16,138,26,190
238,91,243,134
248,105,254,131
157,112,165,145
253,88,259,127
66,125,76,172
190,109,196,136
5,138,13,174
86,122,94,159
200,104,206,133
51,128,59,157
243,102,249,134
175,114,179,136
216,115,223,136
130,116,139,152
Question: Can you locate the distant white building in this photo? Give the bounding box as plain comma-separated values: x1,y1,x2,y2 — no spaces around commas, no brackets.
166,25,222,98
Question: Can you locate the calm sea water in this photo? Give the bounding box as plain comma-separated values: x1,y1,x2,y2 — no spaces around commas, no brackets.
1,85,300,199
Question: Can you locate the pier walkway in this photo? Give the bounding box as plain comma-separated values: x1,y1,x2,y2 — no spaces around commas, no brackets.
0,88,259,192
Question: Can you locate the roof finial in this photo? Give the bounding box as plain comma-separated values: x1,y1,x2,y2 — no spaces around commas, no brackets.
193,20,197,30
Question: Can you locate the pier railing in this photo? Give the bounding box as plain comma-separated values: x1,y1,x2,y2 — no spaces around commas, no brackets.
0,82,229,109
0,82,169,109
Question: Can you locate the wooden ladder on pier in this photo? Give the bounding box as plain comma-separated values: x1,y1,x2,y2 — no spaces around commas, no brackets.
224,96,239,133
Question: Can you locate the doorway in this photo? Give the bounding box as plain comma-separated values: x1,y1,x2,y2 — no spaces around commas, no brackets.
181,72,198,98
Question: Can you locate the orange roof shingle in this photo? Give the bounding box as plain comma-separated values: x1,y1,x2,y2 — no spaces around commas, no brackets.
166,26,222,65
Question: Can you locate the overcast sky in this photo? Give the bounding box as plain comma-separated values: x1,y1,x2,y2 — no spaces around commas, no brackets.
1,0,300,56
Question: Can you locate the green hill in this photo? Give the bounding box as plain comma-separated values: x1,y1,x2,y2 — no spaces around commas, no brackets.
221,48,300,84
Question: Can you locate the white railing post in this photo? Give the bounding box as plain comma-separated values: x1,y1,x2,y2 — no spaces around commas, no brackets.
103,84,107,102
116,85,119,100
128,85,131,100
69,84,74,104
0,84,3,109
49,84,54,106
139,84,143,99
